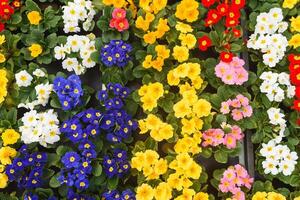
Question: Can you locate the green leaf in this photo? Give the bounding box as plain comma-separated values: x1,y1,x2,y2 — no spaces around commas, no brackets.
92,162,102,177
25,0,41,12
214,150,228,163
107,177,119,190
49,174,61,188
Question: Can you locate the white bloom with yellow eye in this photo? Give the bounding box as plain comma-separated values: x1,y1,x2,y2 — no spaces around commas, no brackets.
15,70,33,87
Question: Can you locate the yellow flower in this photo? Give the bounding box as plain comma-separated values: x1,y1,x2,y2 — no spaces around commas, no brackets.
0,53,5,63
152,0,167,14
140,95,157,111
167,71,180,86
0,35,5,45
154,158,168,174
155,18,170,38
194,192,209,200
155,45,170,59
181,118,196,135
131,152,145,171
142,55,153,69
0,165,4,173
175,189,196,200
144,150,159,166
138,120,148,134
27,11,42,25
0,147,17,165
175,22,193,33
294,196,300,200
175,0,199,22
144,32,157,44
28,44,43,58
173,99,192,118
283,0,298,9
185,162,202,179
154,182,172,200
192,76,204,89
152,57,164,71
148,82,164,98
179,33,196,49
103,0,126,8
291,16,300,32
0,69,8,104
136,184,154,200
252,192,267,200
157,124,173,141
145,114,161,130
0,173,8,188
1,129,20,146
172,45,189,62
267,192,286,200
193,99,212,117
187,63,201,79
167,173,183,190
176,153,193,170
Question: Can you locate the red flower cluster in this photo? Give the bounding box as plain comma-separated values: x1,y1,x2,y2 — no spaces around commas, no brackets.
202,0,245,28
288,54,300,114
198,35,212,51
0,0,21,32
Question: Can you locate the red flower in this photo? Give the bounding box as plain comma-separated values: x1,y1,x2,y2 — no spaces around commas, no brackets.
201,0,216,7
0,5,14,20
0,0,8,6
220,52,233,62
232,28,242,38
295,87,300,99
227,7,241,19
205,9,221,26
12,0,21,8
290,72,300,86
217,3,229,16
293,99,300,111
225,17,239,27
231,0,245,9
110,18,129,32
288,54,300,64
289,62,300,72
224,43,231,50
198,35,212,51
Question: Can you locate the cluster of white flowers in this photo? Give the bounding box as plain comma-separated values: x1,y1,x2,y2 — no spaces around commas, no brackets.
55,35,96,75
20,109,61,147
62,0,96,33
260,71,295,102
267,107,286,143
15,69,53,109
247,8,288,68
261,140,298,176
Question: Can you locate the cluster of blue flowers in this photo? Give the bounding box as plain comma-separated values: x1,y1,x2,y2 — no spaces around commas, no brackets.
103,148,130,178
102,189,135,200
24,193,57,200
58,109,103,190
67,188,95,200
97,83,137,143
100,40,132,67
53,74,83,110
5,145,47,189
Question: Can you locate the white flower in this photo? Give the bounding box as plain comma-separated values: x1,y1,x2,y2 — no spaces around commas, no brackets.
260,140,276,157
54,45,68,60
33,69,46,77
267,107,285,125
269,8,283,23
15,70,33,87
262,159,279,175
62,57,79,71
260,82,273,93
278,160,295,176
273,87,285,102
82,57,96,68
35,83,53,106
66,35,82,52
263,53,279,68
287,85,296,98
20,109,60,147
278,72,290,85
83,20,92,31
73,64,85,75
277,22,288,33
260,71,278,84
63,23,80,33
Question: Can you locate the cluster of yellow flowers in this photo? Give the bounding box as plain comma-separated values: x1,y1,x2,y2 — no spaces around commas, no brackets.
289,15,300,49
138,82,164,111
283,0,299,9
175,0,199,23
27,11,42,25
252,191,287,200
0,69,8,104
167,62,203,88
142,45,170,71
0,129,20,188
136,13,155,32
131,150,168,180
139,0,167,14
139,114,173,141
174,132,202,155
143,19,170,44
29,43,43,58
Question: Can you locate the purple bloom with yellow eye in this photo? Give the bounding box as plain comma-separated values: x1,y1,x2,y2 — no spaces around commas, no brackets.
85,124,100,137
62,152,81,169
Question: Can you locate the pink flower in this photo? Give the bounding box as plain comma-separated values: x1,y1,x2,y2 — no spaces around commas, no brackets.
223,168,236,181
232,188,245,200
222,69,236,85
114,18,129,32
232,109,243,121
241,105,253,117
242,176,254,189
220,101,230,114
231,56,245,68
223,133,237,149
235,68,248,85
215,62,230,78
236,94,249,106
230,125,244,140
202,129,224,146
234,164,248,178
219,179,235,193
231,99,241,108
112,8,126,19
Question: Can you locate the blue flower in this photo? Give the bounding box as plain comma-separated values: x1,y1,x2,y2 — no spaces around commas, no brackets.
61,152,81,169
78,140,95,151
82,148,97,159
33,152,48,164
106,133,122,143
100,40,132,68
97,90,108,101
121,189,135,200
113,149,127,161
79,159,92,174
24,193,39,200
100,115,115,130
85,124,100,137
5,164,17,181
75,178,89,190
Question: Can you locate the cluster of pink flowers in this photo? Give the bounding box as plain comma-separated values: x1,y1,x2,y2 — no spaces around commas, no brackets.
202,124,244,149
109,8,129,32
215,57,248,85
219,164,254,200
220,94,253,121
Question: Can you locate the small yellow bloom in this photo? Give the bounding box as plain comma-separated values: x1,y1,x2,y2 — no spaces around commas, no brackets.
0,35,5,45
252,191,267,200
1,129,20,146
136,184,154,200
291,16,300,32
27,11,42,25
154,182,172,200
143,31,157,44
282,0,298,9
267,192,286,200
0,146,17,165
193,99,212,118
29,44,43,58
172,45,189,63
0,173,8,188
0,53,5,63
175,22,193,33
0,69,8,104
294,196,300,200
